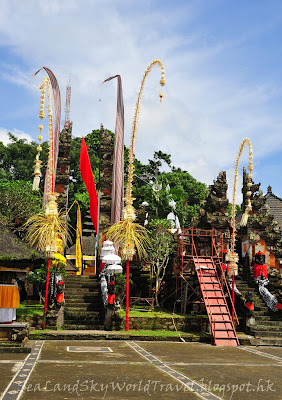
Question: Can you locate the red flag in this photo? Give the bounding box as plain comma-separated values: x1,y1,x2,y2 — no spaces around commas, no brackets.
80,137,98,232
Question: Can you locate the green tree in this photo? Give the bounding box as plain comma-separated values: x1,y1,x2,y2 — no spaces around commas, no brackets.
147,219,174,307
114,272,133,304
1,133,48,182
0,179,42,232
132,164,206,227
227,203,241,216
27,259,66,303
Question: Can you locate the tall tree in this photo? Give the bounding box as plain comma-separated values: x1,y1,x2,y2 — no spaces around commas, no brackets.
0,179,42,232
147,219,174,307
1,133,48,182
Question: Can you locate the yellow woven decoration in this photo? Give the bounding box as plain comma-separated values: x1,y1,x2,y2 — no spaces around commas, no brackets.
107,60,165,259
228,137,253,276
32,77,53,191
24,210,70,254
26,76,69,255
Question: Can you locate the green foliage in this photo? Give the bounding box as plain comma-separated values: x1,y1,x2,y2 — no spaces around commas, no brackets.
0,133,48,182
0,179,42,231
147,219,174,306
115,272,133,303
132,157,206,227
17,303,44,320
0,130,206,236
27,260,66,302
227,203,242,216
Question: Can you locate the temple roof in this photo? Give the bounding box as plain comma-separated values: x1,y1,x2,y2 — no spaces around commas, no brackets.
0,224,43,264
264,189,282,230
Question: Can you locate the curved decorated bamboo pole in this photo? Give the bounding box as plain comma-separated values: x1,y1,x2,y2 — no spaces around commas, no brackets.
25,76,70,255
33,77,55,196
228,137,253,276
31,67,61,206
107,59,165,261
125,59,165,209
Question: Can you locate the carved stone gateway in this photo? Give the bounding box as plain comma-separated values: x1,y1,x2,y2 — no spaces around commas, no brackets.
199,171,231,240
55,123,72,211
99,124,114,234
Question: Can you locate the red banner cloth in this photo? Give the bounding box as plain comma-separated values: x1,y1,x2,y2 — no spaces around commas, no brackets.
80,137,98,232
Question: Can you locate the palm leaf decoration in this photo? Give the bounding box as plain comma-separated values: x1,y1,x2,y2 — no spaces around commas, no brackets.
24,210,70,254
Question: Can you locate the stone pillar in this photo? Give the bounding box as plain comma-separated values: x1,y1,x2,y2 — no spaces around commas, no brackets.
99,124,114,234
55,123,72,211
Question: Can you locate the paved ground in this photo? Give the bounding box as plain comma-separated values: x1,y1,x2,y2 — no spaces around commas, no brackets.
0,340,281,400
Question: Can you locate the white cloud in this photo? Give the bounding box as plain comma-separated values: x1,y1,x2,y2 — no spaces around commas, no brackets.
0,127,33,145
0,0,282,202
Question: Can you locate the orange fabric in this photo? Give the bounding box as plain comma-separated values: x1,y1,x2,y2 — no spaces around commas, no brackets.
108,294,115,305
56,293,64,303
0,285,20,308
245,302,254,311
253,263,268,279
276,303,282,310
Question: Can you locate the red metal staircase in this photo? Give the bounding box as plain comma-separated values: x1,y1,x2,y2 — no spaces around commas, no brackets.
194,256,239,346
177,228,239,346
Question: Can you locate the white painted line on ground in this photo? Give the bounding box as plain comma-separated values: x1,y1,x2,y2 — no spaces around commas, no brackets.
126,341,222,400
239,347,282,363
0,340,44,400
0,361,24,364
66,346,113,352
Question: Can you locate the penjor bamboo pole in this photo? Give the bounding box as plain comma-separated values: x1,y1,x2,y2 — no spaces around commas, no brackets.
42,256,51,329
232,274,235,325
125,259,130,331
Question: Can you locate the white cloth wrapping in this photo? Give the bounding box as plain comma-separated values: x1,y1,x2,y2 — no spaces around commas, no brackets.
0,307,16,323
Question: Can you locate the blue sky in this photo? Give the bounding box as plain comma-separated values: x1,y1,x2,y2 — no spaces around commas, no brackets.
1,0,282,201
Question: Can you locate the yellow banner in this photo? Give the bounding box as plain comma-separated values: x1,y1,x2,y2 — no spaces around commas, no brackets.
76,204,83,275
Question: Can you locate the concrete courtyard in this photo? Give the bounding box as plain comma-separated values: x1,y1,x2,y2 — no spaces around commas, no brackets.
0,340,281,400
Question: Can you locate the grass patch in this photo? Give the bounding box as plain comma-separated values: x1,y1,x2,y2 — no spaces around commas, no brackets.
17,303,43,320
29,329,52,334
120,308,189,318
119,329,193,337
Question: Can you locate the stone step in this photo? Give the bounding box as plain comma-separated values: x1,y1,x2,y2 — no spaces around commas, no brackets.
63,324,104,330
249,336,282,346
64,303,101,310
64,297,102,303
64,295,101,301
252,325,282,331
65,287,99,293
253,307,270,313
64,308,104,318
65,306,102,313
64,318,103,325
252,310,269,316
64,320,104,326
254,319,282,326
65,275,98,279
254,316,280,322
65,281,100,288
251,329,282,338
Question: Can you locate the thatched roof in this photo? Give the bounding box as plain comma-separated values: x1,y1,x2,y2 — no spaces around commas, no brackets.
0,224,42,262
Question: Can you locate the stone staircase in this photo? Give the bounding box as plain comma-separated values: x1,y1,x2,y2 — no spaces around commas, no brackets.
63,275,105,330
235,280,282,346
